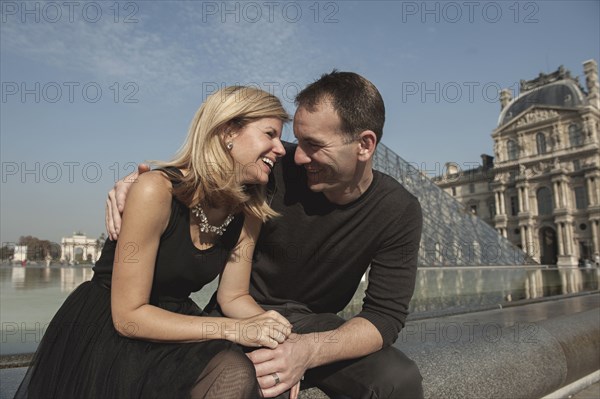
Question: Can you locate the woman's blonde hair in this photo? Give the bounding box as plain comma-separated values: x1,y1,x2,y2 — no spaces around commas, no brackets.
155,86,290,221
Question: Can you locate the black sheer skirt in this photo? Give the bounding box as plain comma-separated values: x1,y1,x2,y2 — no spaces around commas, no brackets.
14,280,260,399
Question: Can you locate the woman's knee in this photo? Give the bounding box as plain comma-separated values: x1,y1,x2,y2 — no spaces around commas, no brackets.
191,349,258,399
214,349,256,382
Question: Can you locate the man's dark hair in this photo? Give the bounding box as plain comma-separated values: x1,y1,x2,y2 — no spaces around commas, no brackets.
295,70,385,143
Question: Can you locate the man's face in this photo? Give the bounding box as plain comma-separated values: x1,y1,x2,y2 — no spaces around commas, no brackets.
293,102,361,204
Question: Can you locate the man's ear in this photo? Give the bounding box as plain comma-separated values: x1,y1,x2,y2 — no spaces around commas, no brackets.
357,130,377,161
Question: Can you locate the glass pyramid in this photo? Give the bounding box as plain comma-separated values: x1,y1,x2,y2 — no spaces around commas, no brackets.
373,143,534,266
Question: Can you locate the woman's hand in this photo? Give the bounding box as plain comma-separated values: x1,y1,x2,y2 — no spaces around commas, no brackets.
225,310,292,349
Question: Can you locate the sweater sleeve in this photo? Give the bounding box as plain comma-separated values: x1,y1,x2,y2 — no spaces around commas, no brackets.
355,194,422,347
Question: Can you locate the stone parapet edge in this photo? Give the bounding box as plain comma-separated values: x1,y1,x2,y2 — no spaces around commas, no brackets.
398,308,600,399
541,370,600,399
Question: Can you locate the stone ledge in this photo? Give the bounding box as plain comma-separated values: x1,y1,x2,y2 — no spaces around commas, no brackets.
397,295,600,399
298,293,600,398
0,354,32,369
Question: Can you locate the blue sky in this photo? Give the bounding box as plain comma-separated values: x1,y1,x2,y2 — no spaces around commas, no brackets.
1,0,599,245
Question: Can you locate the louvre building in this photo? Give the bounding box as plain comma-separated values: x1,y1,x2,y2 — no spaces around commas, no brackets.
433,60,600,266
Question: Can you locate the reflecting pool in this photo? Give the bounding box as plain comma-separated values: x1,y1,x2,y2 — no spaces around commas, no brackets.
0,265,217,356
341,266,599,318
1,264,598,355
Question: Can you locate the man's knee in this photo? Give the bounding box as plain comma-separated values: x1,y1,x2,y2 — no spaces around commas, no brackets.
311,346,423,399
377,354,422,398
384,358,422,397
360,348,423,399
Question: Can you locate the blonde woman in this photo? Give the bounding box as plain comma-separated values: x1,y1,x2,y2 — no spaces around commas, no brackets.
16,87,292,399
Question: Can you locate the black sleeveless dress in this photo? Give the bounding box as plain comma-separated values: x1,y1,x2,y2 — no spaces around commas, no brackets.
15,172,256,399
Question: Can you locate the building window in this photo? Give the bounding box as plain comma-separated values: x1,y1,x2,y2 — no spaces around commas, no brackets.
573,160,581,171
574,186,588,209
579,241,592,261
510,195,519,216
507,140,519,160
488,201,496,218
569,124,583,147
451,187,456,196
470,204,478,215
536,132,547,154
469,183,475,194
537,187,553,215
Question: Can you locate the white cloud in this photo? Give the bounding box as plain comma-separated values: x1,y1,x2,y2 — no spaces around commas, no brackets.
1,1,320,103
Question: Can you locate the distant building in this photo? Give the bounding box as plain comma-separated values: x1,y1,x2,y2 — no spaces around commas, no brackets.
13,245,27,262
60,232,101,263
434,60,600,266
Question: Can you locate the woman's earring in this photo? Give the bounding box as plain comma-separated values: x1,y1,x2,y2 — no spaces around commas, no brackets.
226,142,233,151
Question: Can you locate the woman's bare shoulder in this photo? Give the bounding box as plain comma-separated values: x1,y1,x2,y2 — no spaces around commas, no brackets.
128,170,174,202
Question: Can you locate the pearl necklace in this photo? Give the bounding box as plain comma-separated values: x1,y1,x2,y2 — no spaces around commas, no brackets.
191,204,234,236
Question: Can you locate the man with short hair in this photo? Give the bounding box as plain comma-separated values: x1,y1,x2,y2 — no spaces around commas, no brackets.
107,71,423,398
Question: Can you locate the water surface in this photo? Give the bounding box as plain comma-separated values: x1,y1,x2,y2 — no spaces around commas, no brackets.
2,264,598,355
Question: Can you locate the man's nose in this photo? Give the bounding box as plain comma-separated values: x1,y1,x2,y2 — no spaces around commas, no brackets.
294,145,311,165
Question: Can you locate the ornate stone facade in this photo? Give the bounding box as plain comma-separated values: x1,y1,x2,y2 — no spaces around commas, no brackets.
434,60,600,266
60,232,102,263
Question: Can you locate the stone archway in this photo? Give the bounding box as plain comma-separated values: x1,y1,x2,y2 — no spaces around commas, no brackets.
74,247,84,262
539,227,558,265
60,233,100,263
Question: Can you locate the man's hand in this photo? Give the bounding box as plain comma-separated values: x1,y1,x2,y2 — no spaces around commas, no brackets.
248,318,384,397
247,333,314,398
105,164,151,240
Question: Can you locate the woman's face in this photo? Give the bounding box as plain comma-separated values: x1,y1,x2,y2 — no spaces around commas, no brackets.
228,117,286,185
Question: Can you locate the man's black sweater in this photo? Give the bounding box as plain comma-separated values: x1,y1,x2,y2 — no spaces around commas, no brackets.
250,143,423,347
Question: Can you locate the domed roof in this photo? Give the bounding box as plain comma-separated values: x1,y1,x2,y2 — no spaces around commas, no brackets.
498,79,586,126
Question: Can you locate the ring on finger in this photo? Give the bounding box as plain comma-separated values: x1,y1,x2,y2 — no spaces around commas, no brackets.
271,372,280,385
